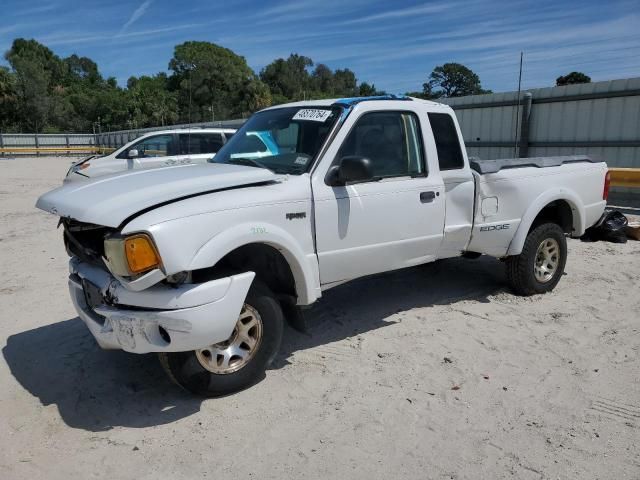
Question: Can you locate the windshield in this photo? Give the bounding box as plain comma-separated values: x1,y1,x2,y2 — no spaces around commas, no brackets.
210,106,343,175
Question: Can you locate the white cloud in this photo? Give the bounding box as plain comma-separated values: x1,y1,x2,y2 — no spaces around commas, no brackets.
119,0,153,35
0,25,21,35
14,4,56,16
340,1,468,25
255,0,370,25
41,24,200,47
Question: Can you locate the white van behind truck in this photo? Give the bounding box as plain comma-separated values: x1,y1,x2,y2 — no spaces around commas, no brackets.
66,128,236,182
37,95,608,396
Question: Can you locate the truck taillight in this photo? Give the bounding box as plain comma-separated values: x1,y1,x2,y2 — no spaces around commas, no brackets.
603,171,611,201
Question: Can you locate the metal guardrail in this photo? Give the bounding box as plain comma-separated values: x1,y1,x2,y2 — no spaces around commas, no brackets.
0,146,106,155
0,120,245,156
609,168,640,188
0,133,97,156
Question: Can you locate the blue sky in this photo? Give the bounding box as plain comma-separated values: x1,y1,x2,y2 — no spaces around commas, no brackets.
1,0,638,93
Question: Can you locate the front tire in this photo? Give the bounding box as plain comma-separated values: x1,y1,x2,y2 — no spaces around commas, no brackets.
506,223,567,296
158,279,284,397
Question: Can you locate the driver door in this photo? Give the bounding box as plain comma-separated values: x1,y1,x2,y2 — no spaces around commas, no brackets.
312,109,445,286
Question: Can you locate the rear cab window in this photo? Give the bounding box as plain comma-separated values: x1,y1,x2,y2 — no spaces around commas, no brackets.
428,113,464,170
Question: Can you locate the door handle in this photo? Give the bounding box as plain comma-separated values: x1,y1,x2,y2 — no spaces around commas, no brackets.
420,191,436,203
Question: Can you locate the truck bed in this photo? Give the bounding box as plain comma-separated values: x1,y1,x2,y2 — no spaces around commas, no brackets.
469,155,601,174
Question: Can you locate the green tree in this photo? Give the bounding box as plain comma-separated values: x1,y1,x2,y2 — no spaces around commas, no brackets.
311,64,334,95
260,54,314,101
332,68,357,96
358,82,384,97
65,63,130,131
5,38,67,84
3,38,130,132
237,78,272,117
0,67,19,130
169,41,259,122
261,55,374,102
127,73,178,127
423,63,491,98
556,72,591,86
64,54,102,85
0,37,384,132
5,39,65,131
96,87,131,130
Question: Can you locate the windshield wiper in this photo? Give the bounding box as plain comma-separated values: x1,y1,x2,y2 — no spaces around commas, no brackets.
227,158,273,172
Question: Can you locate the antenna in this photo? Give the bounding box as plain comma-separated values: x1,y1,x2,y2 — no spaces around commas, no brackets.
187,63,194,155
513,51,523,157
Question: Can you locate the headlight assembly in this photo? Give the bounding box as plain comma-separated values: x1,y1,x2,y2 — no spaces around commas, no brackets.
104,233,162,276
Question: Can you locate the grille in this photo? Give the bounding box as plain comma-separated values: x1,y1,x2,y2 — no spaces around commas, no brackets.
62,219,117,266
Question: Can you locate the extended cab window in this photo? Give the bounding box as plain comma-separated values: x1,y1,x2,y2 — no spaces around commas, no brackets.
179,133,224,155
428,113,464,170
118,134,177,158
273,123,299,153
338,111,425,179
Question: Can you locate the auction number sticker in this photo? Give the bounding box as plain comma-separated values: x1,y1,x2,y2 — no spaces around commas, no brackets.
293,109,332,122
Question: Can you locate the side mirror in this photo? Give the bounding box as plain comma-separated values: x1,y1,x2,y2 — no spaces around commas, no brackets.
128,149,139,158
328,156,373,186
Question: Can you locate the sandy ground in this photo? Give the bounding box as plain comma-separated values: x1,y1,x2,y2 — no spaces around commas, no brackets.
0,156,638,480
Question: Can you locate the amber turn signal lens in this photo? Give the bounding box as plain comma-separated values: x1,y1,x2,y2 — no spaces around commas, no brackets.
124,235,160,274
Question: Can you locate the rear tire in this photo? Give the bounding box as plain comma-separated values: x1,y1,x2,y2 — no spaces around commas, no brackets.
158,279,284,397
506,223,567,296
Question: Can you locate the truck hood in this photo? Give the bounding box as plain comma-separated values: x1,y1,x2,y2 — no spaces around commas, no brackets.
36,163,277,228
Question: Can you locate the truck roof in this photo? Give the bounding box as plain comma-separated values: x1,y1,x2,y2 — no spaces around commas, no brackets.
263,95,445,111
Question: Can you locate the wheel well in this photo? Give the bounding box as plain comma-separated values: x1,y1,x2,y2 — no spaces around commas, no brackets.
193,243,297,299
529,200,573,234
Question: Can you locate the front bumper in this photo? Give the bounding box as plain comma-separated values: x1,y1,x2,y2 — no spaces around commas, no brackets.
68,258,255,354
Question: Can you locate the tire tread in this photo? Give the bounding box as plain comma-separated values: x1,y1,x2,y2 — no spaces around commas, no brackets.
506,223,567,296
158,278,284,397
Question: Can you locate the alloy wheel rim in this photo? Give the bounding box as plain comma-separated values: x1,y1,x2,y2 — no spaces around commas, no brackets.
534,238,560,283
196,304,263,374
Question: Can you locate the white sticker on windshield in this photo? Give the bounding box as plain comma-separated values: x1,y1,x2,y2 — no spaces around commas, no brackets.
293,109,332,122
294,156,308,165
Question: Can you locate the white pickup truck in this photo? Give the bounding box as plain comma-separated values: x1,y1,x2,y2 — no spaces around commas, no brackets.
36,95,609,396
